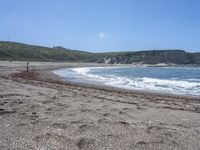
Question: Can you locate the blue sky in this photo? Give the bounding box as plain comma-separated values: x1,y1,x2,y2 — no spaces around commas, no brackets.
0,0,200,52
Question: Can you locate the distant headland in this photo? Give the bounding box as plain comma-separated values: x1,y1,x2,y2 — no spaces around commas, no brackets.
0,41,200,65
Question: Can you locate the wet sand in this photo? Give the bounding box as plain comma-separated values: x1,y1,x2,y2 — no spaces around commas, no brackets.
0,61,200,150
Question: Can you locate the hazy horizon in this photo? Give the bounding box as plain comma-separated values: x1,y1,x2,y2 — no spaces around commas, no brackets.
1,0,200,52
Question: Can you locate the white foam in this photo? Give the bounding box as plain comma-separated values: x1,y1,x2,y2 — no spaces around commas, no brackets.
53,69,69,77
141,77,200,88
71,67,91,76
54,67,200,96
103,76,200,96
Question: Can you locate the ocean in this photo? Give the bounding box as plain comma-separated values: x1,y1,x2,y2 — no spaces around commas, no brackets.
54,66,200,97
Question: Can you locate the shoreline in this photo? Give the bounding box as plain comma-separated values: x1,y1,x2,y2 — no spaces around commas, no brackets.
51,65,200,99
0,61,200,149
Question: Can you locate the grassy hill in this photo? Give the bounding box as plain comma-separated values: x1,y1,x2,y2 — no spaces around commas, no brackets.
0,41,200,65
0,41,96,62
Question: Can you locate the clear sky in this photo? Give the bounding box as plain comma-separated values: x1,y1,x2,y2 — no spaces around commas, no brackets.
0,0,200,52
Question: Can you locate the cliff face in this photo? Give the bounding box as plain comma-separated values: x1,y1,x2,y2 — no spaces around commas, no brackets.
135,50,188,64
96,50,192,64
0,41,200,65
186,53,200,64
107,50,188,64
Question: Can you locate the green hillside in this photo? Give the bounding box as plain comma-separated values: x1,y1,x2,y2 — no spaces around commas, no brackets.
0,41,200,65
96,50,200,64
0,41,96,62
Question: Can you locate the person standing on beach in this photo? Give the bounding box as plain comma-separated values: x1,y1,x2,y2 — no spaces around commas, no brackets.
26,62,29,72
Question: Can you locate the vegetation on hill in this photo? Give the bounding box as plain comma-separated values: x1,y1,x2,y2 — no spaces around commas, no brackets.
0,41,96,62
0,41,200,65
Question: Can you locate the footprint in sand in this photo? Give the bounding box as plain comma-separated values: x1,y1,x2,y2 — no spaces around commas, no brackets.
102,113,109,117
52,122,68,129
97,118,110,124
0,108,16,115
78,124,95,133
76,137,99,150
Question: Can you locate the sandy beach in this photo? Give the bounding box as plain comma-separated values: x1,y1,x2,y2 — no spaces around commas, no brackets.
0,61,200,150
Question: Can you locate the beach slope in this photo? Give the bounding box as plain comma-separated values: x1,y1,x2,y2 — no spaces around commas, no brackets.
0,61,200,150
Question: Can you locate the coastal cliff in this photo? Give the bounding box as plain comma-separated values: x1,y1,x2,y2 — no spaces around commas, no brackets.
0,41,200,65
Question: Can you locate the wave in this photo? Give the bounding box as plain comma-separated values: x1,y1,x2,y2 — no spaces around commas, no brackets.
55,67,200,96
106,76,200,96
72,67,91,76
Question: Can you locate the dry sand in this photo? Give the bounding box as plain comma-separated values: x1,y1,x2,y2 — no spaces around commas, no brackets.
0,61,200,150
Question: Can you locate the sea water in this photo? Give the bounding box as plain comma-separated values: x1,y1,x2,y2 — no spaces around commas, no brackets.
54,66,200,97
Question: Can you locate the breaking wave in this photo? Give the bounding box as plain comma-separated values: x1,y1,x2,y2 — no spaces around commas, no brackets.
54,67,200,96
